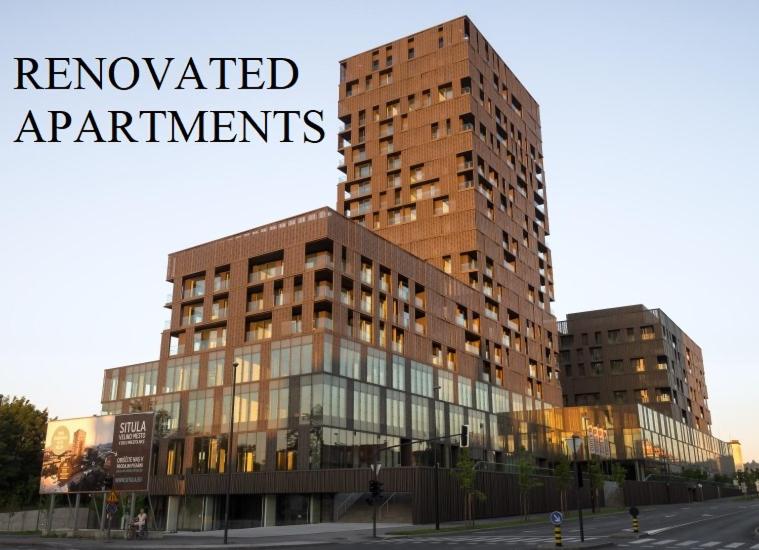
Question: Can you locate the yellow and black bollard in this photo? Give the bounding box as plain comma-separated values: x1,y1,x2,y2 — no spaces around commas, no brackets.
554,525,562,547
632,516,639,534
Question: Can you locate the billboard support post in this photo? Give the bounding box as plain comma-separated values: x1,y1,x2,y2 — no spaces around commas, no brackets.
45,494,54,535
129,493,136,527
72,493,80,535
99,493,106,532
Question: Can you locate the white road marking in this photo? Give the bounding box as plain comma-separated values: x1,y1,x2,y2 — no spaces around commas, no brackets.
676,542,700,546
749,544,759,549
628,538,651,544
724,544,745,548
652,540,677,546
699,543,721,548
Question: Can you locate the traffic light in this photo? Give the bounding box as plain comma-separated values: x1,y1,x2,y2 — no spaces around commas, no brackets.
461,424,469,448
369,479,384,498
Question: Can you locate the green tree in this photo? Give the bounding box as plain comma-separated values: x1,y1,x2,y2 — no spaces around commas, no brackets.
0,396,48,511
554,455,573,514
611,463,627,506
517,451,542,520
588,459,605,513
453,448,486,526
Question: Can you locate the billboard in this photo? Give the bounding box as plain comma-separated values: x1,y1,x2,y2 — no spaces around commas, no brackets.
40,412,154,494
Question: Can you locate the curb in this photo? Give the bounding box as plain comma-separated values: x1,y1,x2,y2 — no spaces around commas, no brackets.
754,525,759,538
537,540,614,550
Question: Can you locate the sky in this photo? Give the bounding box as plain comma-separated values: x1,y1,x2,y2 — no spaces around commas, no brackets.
1,1,757,461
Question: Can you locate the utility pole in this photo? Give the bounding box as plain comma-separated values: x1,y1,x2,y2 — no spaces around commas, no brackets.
566,435,584,542
223,362,239,545
433,385,441,530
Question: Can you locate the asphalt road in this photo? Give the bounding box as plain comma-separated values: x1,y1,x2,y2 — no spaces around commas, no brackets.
0,497,757,549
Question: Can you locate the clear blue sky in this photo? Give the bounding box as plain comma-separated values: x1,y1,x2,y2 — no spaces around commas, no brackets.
1,1,757,461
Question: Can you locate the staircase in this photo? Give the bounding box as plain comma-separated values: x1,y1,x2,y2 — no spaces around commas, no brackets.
336,492,412,524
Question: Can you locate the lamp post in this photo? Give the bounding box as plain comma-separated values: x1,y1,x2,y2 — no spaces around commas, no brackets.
223,361,239,545
432,385,441,530
566,435,585,542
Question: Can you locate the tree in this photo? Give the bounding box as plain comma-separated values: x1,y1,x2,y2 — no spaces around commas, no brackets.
517,451,542,520
554,455,573,514
611,463,627,506
0,396,48,511
453,448,486,526
588,459,605,513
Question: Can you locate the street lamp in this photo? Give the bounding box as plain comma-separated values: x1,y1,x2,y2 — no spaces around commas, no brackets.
223,361,239,545
432,385,441,530
566,435,585,542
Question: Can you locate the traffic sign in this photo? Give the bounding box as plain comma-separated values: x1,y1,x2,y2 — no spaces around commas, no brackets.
106,503,118,515
629,506,639,518
549,510,563,526
106,490,118,504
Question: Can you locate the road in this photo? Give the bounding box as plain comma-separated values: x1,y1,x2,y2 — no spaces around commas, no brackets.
0,497,757,549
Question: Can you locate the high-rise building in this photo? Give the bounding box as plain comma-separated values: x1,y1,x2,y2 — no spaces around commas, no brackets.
337,17,559,405
557,305,712,433
99,17,560,530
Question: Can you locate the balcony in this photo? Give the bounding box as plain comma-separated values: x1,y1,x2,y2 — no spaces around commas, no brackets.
282,320,303,335
457,160,473,171
305,254,333,270
379,278,390,293
182,286,205,299
182,313,203,326
397,286,409,301
395,314,410,329
455,315,466,328
460,261,478,272
465,342,480,355
314,317,333,331
213,277,230,293
360,270,373,285
315,285,334,300
485,309,498,321
247,299,264,313
345,183,371,200
414,296,425,309
249,265,283,283
360,298,372,313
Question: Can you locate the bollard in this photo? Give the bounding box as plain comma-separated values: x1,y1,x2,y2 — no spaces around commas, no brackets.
554,525,562,547
632,517,639,534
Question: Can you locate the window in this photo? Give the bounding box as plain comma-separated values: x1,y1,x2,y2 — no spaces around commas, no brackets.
247,316,271,342
299,374,347,427
379,69,392,86
275,429,298,471
151,394,181,435
613,390,626,404
635,388,649,403
607,329,620,343
392,354,406,391
353,382,380,432
591,362,603,375
492,387,509,414
367,347,387,385
186,389,214,433
631,357,646,372
123,362,158,398
193,326,226,351
657,355,669,370
268,379,290,429
165,356,200,393
407,47,415,60
438,370,454,402
475,382,490,411
236,432,266,472
433,196,450,215
411,396,430,439
443,255,452,273
410,361,433,397
207,351,225,386
641,325,656,340
386,389,406,436
431,122,439,139
271,335,313,378
610,359,623,374
234,345,261,383
222,382,259,429
438,83,453,101
458,377,472,407
339,338,362,379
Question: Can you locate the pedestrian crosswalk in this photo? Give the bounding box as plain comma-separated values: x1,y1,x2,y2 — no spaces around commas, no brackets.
377,534,602,545
620,538,759,548
378,535,759,548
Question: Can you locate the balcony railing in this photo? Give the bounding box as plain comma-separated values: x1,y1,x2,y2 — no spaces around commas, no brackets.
213,278,230,292
315,286,334,300
247,300,264,313
314,317,333,331
305,254,333,270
